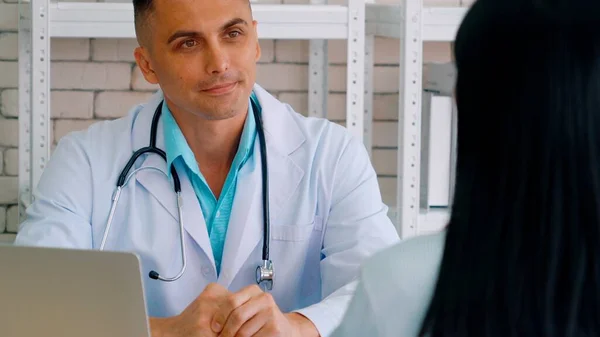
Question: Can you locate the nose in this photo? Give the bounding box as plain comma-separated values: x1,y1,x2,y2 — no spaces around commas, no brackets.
204,41,229,74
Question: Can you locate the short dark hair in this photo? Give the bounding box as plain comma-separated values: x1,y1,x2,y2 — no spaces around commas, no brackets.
419,0,600,336
132,0,154,45
132,0,253,46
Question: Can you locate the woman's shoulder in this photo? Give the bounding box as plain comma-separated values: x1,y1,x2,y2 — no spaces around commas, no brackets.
363,229,447,277
359,230,448,335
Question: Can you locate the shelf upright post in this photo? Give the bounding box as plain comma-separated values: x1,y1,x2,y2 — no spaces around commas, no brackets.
346,0,365,142
397,0,423,239
30,0,51,205
18,0,32,222
363,32,374,157
363,0,375,157
308,0,328,119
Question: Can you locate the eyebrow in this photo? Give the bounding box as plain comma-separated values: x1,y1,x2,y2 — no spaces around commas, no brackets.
166,18,249,44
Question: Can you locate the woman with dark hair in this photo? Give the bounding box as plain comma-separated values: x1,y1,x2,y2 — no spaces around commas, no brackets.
331,0,600,336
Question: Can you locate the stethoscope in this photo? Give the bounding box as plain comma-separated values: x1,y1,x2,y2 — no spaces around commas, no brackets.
99,95,274,291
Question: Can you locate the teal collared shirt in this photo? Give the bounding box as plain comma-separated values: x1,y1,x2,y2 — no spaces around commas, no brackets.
162,94,258,275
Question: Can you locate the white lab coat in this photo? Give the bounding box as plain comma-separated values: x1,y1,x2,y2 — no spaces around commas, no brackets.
14,84,400,336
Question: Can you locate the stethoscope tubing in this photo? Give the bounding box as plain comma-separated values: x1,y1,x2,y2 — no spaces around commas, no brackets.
99,97,273,289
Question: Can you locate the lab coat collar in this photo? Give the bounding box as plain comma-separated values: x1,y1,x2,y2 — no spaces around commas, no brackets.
130,84,306,161
130,84,305,280
251,83,306,156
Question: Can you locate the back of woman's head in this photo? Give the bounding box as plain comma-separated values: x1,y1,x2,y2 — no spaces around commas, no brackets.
420,0,600,336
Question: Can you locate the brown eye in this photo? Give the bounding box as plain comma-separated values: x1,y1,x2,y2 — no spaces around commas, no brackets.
228,31,241,38
182,40,197,48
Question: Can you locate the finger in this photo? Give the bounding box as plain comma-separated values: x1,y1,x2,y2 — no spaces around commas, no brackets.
212,285,263,333
202,283,230,299
217,292,273,337
252,321,284,337
183,284,231,328
224,309,272,337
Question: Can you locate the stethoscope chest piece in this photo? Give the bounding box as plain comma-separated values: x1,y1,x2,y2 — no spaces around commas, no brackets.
256,259,274,291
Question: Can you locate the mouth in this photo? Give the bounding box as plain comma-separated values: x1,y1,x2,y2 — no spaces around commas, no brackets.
201,82,238,96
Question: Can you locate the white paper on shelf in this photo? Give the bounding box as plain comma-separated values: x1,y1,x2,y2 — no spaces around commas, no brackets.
421,92,453,208
424,62,456,96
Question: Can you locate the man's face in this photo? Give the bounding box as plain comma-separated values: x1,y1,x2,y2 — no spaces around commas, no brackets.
135,0,261,120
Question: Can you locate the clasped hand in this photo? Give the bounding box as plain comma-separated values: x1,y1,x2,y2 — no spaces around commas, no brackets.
157,283,297,337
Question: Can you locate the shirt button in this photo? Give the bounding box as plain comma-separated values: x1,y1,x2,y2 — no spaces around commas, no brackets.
216,211,221,218
201,266,212,276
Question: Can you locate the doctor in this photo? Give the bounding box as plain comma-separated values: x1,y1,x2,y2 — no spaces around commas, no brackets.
13,0,399,336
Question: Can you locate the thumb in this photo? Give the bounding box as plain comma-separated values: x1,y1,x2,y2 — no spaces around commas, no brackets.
201,282,230,300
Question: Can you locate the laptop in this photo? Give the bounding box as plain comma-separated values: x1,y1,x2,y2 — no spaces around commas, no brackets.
0,245,151,337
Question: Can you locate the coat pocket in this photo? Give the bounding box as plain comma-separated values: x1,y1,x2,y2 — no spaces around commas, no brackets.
270,217,323,242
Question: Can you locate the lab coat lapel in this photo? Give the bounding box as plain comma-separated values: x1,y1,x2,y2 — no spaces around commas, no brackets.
218,85,305,288
132,90,215,269
175,160,216,269
218,151,260,287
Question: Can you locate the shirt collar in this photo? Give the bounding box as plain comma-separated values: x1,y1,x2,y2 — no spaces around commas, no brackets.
235,93,258,169
162,95,258,178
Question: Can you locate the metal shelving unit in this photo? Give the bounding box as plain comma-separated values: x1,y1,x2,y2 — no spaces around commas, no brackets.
365,1,466,239
17,0,367,219
17,0,468,239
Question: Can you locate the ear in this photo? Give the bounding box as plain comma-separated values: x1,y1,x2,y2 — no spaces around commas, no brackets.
252,20,261,62
134,46,159,85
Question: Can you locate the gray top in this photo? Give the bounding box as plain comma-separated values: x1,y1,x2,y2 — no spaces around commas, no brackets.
330,230,447,337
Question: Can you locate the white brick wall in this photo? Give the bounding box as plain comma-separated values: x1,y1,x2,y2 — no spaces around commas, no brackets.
52,91,95,119
92,39,138,62
4,148,16,176
0,0,465,240
51,62,132,90
0,117,18,147
0,176,17,204
0,206,5,233
0,33,17,59
6,205,18,232
0,3,18,31
51,39,91,61
95,91,154,118
0,61,18,88
0,89,17,117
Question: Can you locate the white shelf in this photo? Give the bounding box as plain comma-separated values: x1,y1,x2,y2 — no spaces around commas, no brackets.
363,1,465,239
20,0,462,239
49,2,351,39
18,0,367,222
387,207,449,235
366,4,467,41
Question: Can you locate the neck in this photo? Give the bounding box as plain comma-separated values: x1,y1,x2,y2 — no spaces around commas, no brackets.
167,100,248,174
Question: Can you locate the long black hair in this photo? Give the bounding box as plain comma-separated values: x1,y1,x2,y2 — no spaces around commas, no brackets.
419,0,600,336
